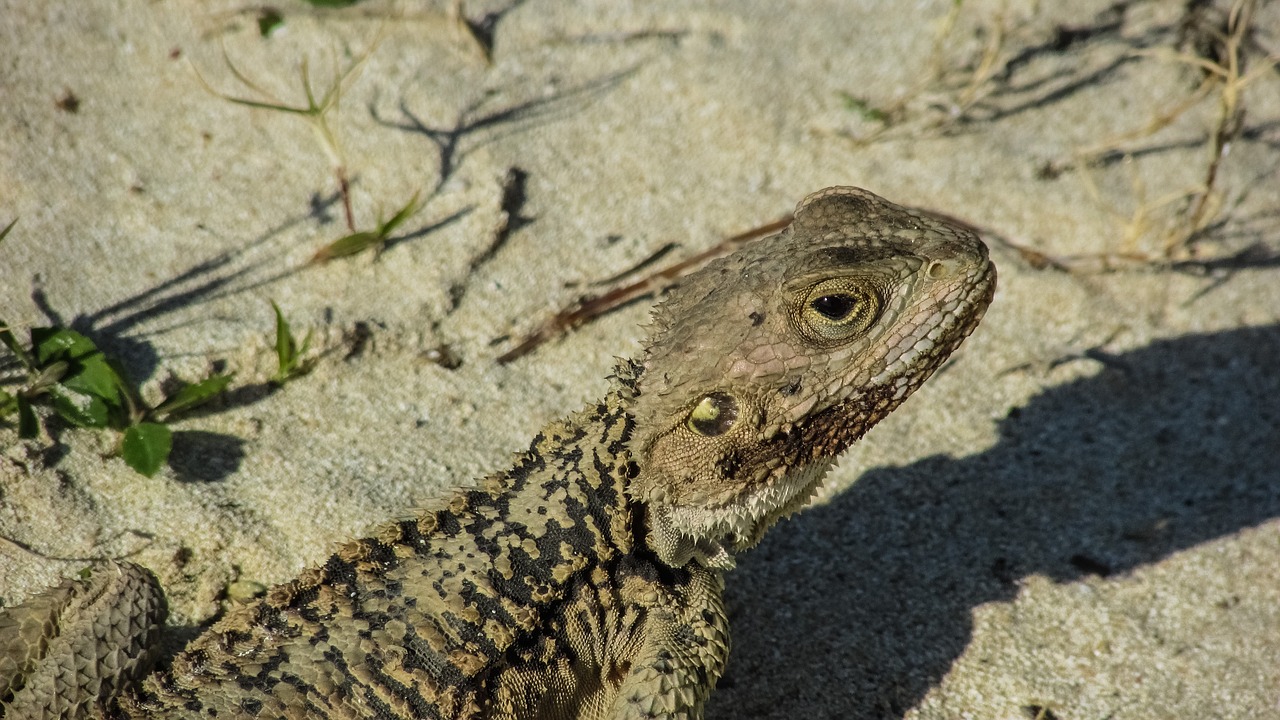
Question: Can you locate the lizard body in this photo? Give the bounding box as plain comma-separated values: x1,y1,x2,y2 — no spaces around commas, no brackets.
0,186,996,719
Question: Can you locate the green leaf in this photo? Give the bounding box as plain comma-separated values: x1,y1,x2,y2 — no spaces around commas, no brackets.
0,218,16,244
30,360,69,390
0,388,16,417
379,190,423,237
152,374,233,419
309,191,423,263
121,422,172,477
62,354,124,408
31,327,98,366
272,300,297,376
25,328,123,407
102,357,147,426
47,383,110,428
270,302,314,383
0,320,35,370
311,230,381,263
257,7,284,36
16,396,38,438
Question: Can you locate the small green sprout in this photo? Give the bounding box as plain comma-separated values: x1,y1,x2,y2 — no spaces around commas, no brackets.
310,190,423,263
270,301,315,385
150,374,234,420
837,91,892,124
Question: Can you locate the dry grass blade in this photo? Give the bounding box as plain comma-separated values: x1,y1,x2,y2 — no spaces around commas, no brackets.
1061,0,1277,270
496,216,792,363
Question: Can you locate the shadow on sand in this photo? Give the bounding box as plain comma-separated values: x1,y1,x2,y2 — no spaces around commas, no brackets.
708,323,1280,718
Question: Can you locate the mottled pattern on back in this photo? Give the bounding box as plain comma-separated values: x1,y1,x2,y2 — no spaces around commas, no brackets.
125,384,689,718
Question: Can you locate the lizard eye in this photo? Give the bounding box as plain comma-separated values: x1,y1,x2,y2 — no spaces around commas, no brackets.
687,392,738,436
795,278,882,344
810,294,857,321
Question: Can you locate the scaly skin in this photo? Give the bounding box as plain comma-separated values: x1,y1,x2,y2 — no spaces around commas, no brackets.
0,186,996,719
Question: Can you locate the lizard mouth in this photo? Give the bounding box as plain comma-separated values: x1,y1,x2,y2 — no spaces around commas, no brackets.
724,458,835,553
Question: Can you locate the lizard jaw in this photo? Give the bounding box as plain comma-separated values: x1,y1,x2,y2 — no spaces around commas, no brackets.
646,458,835,570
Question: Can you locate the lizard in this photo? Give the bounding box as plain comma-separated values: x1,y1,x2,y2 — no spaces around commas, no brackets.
0,185,996,719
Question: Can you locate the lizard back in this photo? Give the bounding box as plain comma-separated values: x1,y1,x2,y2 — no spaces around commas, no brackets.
125,383,685,719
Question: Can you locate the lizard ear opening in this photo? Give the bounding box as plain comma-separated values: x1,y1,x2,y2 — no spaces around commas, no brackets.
686,392,739,436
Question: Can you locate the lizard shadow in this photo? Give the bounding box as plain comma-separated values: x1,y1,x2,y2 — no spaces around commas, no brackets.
708,323,1280,719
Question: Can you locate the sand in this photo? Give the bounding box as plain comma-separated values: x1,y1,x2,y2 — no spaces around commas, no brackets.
2,1,1279,717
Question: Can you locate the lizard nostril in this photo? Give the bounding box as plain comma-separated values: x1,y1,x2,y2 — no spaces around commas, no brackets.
927,260,951,279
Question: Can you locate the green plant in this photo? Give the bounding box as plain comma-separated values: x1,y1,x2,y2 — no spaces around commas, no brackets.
270,301,315,384
194,41,379,231
0,323,230,476
309,189,423,262
192,30,439,264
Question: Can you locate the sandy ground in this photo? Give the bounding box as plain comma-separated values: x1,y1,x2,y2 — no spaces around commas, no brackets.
2,1,1280,717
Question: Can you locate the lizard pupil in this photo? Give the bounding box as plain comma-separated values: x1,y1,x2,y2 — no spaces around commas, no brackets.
687,392,739,436
810,294,857,321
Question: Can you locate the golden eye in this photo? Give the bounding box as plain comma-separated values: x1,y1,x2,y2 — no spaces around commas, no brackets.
796,278,881,344
687,392,738,436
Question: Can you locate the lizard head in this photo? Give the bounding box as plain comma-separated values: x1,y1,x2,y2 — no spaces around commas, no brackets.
628,186,996,569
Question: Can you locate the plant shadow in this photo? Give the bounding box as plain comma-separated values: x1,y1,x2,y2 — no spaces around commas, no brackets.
167,431,249,483
707,323,1280,718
